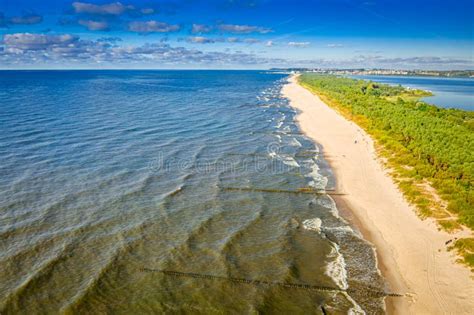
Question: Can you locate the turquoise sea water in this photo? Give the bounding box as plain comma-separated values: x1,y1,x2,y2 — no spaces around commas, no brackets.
0,71,385,314
351,75,474,110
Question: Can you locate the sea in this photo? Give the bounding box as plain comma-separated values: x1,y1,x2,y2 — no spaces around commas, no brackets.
0,70,386,314
351,75,474,111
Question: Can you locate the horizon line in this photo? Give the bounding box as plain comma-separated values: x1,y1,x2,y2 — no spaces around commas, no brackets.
1,68,473,71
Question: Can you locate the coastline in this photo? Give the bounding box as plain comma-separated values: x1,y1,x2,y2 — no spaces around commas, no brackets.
282,75,474,314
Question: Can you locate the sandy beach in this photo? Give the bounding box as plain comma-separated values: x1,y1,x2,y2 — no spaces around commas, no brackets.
283,75,474,314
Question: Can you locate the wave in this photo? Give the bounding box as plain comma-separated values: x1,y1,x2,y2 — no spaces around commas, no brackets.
306,163,329,189
326,242,348,290
0,71,385,314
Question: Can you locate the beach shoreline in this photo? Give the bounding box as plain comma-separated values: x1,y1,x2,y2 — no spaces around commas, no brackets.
283,74,474,314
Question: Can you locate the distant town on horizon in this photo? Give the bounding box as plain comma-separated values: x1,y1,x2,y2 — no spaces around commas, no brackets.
271,69,474,78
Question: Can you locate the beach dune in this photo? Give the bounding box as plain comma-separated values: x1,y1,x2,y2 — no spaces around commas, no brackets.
283,75,474,314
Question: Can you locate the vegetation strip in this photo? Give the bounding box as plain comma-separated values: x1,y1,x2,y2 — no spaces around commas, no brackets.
140,268,403,298
299,73,474,269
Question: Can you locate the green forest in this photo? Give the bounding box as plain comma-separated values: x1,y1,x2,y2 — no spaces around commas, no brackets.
299,73,474,269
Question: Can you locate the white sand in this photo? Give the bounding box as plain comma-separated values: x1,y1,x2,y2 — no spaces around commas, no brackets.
283,75,474,314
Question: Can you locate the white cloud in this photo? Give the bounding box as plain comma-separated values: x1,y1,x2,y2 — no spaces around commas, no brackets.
128,21,180,33
184,36,261,45
3,33,78,51
218,24,272,34
0,33,286,67
72,2,133,15
78,20,109,31
292,55,474,69
288,41,310,48
97,37,122,42
3,33,470,70
192,24,213,34
186,36,216,44
243,38,260,44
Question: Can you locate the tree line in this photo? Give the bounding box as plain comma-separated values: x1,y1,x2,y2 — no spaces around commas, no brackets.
299,74,474,268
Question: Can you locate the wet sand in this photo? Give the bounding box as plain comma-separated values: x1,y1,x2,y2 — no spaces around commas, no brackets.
283,75,474,314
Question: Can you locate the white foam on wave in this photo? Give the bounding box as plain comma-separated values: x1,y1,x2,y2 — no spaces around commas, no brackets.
303,216,354,235
307,163,328,189
281,155,300,167
311,195,334,209
277,81,366,314
302,218,365,314
302,218,322,233
288,137,302,147
326,230,366,315
327,225,354,234
275,113,286,129
348,300,366,315
326,242,348,290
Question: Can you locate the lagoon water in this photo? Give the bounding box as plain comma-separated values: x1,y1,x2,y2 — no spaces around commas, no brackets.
351,75,474,110
0,71,385,314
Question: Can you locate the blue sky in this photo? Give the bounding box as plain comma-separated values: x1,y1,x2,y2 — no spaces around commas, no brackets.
0,0,472,69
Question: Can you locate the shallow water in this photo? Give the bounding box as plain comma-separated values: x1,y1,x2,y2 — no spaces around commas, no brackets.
351,75,474,110
0,70,386,314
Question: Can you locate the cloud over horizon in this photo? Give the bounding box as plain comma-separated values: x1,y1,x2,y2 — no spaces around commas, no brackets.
0,0,472,69
186,36,216,44
0,32,285,67
72,2,134,16
128,21,180,33
3,32,471,70
287,41,310,48
292,55,474,69
191,24,213,34
78,19,109,31
217,24,272,34
183,36,262,44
